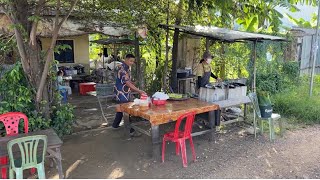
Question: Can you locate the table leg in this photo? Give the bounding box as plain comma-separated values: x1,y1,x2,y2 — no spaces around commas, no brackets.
244,104,247,121
55,147,64,179
97,97,108,124
151,125,161,161
47,147,64,178
209,111,216,141
123,112,131,138
214,110,221,127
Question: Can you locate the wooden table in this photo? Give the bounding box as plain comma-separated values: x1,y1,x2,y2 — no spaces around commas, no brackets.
120,98,220,159
0,129,64,179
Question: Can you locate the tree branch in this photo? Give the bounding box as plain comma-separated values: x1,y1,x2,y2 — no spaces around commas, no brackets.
3,5,30,74
58,0,79,27
36,0,78,102
29,0,46,47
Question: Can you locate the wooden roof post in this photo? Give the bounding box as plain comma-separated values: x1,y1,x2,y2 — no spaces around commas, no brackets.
134,33,141,89
206,38,210,52
163,0,170,92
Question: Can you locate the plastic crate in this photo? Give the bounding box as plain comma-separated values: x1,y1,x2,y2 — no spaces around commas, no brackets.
96,83,115,96
79,82,96,95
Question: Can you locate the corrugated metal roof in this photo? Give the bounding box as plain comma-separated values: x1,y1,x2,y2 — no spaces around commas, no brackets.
159,24,286,42
0,14,132,37
290,27,318,36
39,18,132,37
91,38,145,45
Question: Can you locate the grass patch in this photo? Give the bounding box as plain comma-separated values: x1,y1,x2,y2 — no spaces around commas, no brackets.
272,79,320,125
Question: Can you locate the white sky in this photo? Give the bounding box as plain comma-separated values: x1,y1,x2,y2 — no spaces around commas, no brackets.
276,4,318,27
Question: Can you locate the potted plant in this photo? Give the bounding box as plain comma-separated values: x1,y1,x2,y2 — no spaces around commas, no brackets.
257,90,273,118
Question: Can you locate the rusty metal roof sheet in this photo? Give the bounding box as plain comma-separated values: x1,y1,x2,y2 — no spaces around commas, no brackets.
0,14,132,37
90,38,145,45
159,24,286,42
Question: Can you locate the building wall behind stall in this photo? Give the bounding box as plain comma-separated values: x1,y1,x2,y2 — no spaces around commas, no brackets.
290,28,320,76
41,34,90,74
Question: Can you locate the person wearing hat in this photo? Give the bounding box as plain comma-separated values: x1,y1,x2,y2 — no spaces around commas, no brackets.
196,51,221,89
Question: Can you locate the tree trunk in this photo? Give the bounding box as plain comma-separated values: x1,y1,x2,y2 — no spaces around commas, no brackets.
6,1,50,114
219,44,226,79
3,0,78,118
170,0,184,93
134,33,141,88
141,58,146,89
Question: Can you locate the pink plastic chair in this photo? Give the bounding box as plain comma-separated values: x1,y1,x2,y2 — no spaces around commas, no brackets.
162,111,196,167
0,112,30,179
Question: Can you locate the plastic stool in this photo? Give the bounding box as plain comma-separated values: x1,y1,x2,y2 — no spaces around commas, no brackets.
60,89,68,103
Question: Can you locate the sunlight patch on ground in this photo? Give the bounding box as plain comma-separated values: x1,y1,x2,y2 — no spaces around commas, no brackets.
48,173,59,179
272,147,278,154
265,158,272,168
84,108,98,111
107,167,124,179
65,156,86,178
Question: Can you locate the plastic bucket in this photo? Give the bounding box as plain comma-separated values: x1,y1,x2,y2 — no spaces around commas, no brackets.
259,105,272,118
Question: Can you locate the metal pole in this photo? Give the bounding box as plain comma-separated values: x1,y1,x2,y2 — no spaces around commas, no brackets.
309,1,320,97
205,38,210,51
163,0,169,92
253,40,257,92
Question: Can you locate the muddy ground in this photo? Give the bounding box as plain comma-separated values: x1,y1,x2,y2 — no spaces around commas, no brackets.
32,94,320,178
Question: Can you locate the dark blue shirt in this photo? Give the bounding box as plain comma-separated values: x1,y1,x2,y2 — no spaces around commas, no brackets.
114,62,131,102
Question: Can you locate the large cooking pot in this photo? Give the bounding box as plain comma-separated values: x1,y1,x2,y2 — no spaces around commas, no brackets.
177,69,189,78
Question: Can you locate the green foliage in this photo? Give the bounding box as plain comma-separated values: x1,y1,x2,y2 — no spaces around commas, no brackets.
0,35,16,57
54,44,72,54
0,64,33,112
284,13,316,28
89,34,104,60
0,63,75,137
257,90,271,106
0,63,50,131
27,15,41,22
51,103,75,137
273,76,320,124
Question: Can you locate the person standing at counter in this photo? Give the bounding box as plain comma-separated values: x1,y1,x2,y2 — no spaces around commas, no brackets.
112,54,146,137
196,51,221,88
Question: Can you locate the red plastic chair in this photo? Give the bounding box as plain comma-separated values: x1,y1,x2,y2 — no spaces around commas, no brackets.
0,112,30,179
162,111,196,167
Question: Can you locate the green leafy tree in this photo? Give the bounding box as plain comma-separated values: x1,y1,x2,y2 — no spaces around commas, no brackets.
0,0,78,117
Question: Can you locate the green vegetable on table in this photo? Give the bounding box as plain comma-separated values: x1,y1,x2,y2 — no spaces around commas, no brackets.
168,93,183,99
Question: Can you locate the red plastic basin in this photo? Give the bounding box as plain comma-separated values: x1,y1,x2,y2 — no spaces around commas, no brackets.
152,99,166,105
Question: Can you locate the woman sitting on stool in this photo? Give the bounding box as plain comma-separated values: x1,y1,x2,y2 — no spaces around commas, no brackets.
57,70,72,95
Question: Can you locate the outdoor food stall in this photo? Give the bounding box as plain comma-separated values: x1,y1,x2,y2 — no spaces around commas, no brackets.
159,24,286,126
115,25,286,159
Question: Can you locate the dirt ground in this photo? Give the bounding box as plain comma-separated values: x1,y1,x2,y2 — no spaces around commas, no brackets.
40,95,320,178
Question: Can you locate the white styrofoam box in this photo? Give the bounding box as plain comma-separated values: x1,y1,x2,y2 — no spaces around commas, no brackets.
228,86,247,99
199,87,206,102
199,87,226,102
228,87,241,99
241,86,247,96
200,86,247,103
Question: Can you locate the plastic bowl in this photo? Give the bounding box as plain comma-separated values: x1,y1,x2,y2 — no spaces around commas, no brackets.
152,99,166,105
